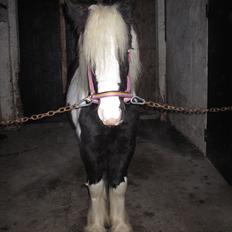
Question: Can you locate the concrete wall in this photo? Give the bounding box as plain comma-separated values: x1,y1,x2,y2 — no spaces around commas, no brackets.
166,0,208,154
0,0,20,121
155,0,166,103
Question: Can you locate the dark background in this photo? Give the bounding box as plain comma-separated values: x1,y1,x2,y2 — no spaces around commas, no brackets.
207,0,232,184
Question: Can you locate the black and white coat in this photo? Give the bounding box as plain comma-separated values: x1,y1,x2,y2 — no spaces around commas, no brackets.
66,1,141,231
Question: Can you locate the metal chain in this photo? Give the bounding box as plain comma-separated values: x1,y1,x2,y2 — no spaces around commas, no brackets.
144,101,232,114
1,97,232,127
0,95,94,127
0,103,83,127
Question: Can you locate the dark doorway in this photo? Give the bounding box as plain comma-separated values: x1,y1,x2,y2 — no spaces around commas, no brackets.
207,0,232,184
18,0,64,117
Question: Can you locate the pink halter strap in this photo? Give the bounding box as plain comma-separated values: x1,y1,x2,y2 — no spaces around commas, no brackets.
88,67,96,95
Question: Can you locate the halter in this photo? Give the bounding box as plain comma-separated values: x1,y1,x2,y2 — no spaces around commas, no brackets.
87,50,133,104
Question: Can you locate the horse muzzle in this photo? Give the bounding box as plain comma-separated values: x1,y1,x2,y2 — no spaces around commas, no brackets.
97,99,123,127
102,118,123,127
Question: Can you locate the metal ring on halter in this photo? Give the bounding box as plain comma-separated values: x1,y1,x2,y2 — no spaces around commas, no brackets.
130,96,146,105
79,96,93,108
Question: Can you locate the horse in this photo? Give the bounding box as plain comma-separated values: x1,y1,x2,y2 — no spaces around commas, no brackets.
66,1,141,231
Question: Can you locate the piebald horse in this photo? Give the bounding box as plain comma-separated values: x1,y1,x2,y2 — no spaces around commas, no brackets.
66,1,141,231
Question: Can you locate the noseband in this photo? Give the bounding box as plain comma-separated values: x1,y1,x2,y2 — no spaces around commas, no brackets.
87,50,133,104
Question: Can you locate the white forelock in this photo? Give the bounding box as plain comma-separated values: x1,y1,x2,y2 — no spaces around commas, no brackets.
83,4,129,70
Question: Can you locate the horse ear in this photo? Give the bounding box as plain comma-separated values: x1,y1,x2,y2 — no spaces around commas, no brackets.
118,0,136,25
64,0,90,32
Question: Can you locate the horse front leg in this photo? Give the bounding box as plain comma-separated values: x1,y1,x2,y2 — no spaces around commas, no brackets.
85,179,109,232
80,146,109,232
109,178,132,232
108,136,136,232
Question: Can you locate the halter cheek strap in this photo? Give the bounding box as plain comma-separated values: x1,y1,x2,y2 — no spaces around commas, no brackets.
88,67,96,96
87,50,133,104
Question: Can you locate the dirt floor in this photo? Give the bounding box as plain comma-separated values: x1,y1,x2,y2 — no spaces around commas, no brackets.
0,119,232,232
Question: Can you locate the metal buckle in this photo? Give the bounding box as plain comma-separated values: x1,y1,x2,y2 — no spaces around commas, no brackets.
79,96,93,108
130,96,145,105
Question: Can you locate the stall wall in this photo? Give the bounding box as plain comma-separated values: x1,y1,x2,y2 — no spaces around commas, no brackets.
0,0,20,121
166,0,208,153
135,0,157,100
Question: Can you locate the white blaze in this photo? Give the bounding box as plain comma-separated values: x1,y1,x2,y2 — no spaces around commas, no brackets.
96,38,122,126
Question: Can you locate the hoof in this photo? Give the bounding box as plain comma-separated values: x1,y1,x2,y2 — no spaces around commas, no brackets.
111,223,133,232
84,225,107,232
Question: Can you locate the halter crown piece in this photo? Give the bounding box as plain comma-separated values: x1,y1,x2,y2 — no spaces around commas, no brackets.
87,50,134,104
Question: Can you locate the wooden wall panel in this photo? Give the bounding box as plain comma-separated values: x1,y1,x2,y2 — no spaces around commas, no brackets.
135,0,157,100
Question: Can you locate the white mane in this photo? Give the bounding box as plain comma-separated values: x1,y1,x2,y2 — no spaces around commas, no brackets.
78,4,141,94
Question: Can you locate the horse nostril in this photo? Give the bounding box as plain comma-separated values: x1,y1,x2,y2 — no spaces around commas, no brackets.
103,118,122,127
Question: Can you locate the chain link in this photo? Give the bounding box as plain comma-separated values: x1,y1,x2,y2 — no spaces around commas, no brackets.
1,98,232,127
144,101,232,114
